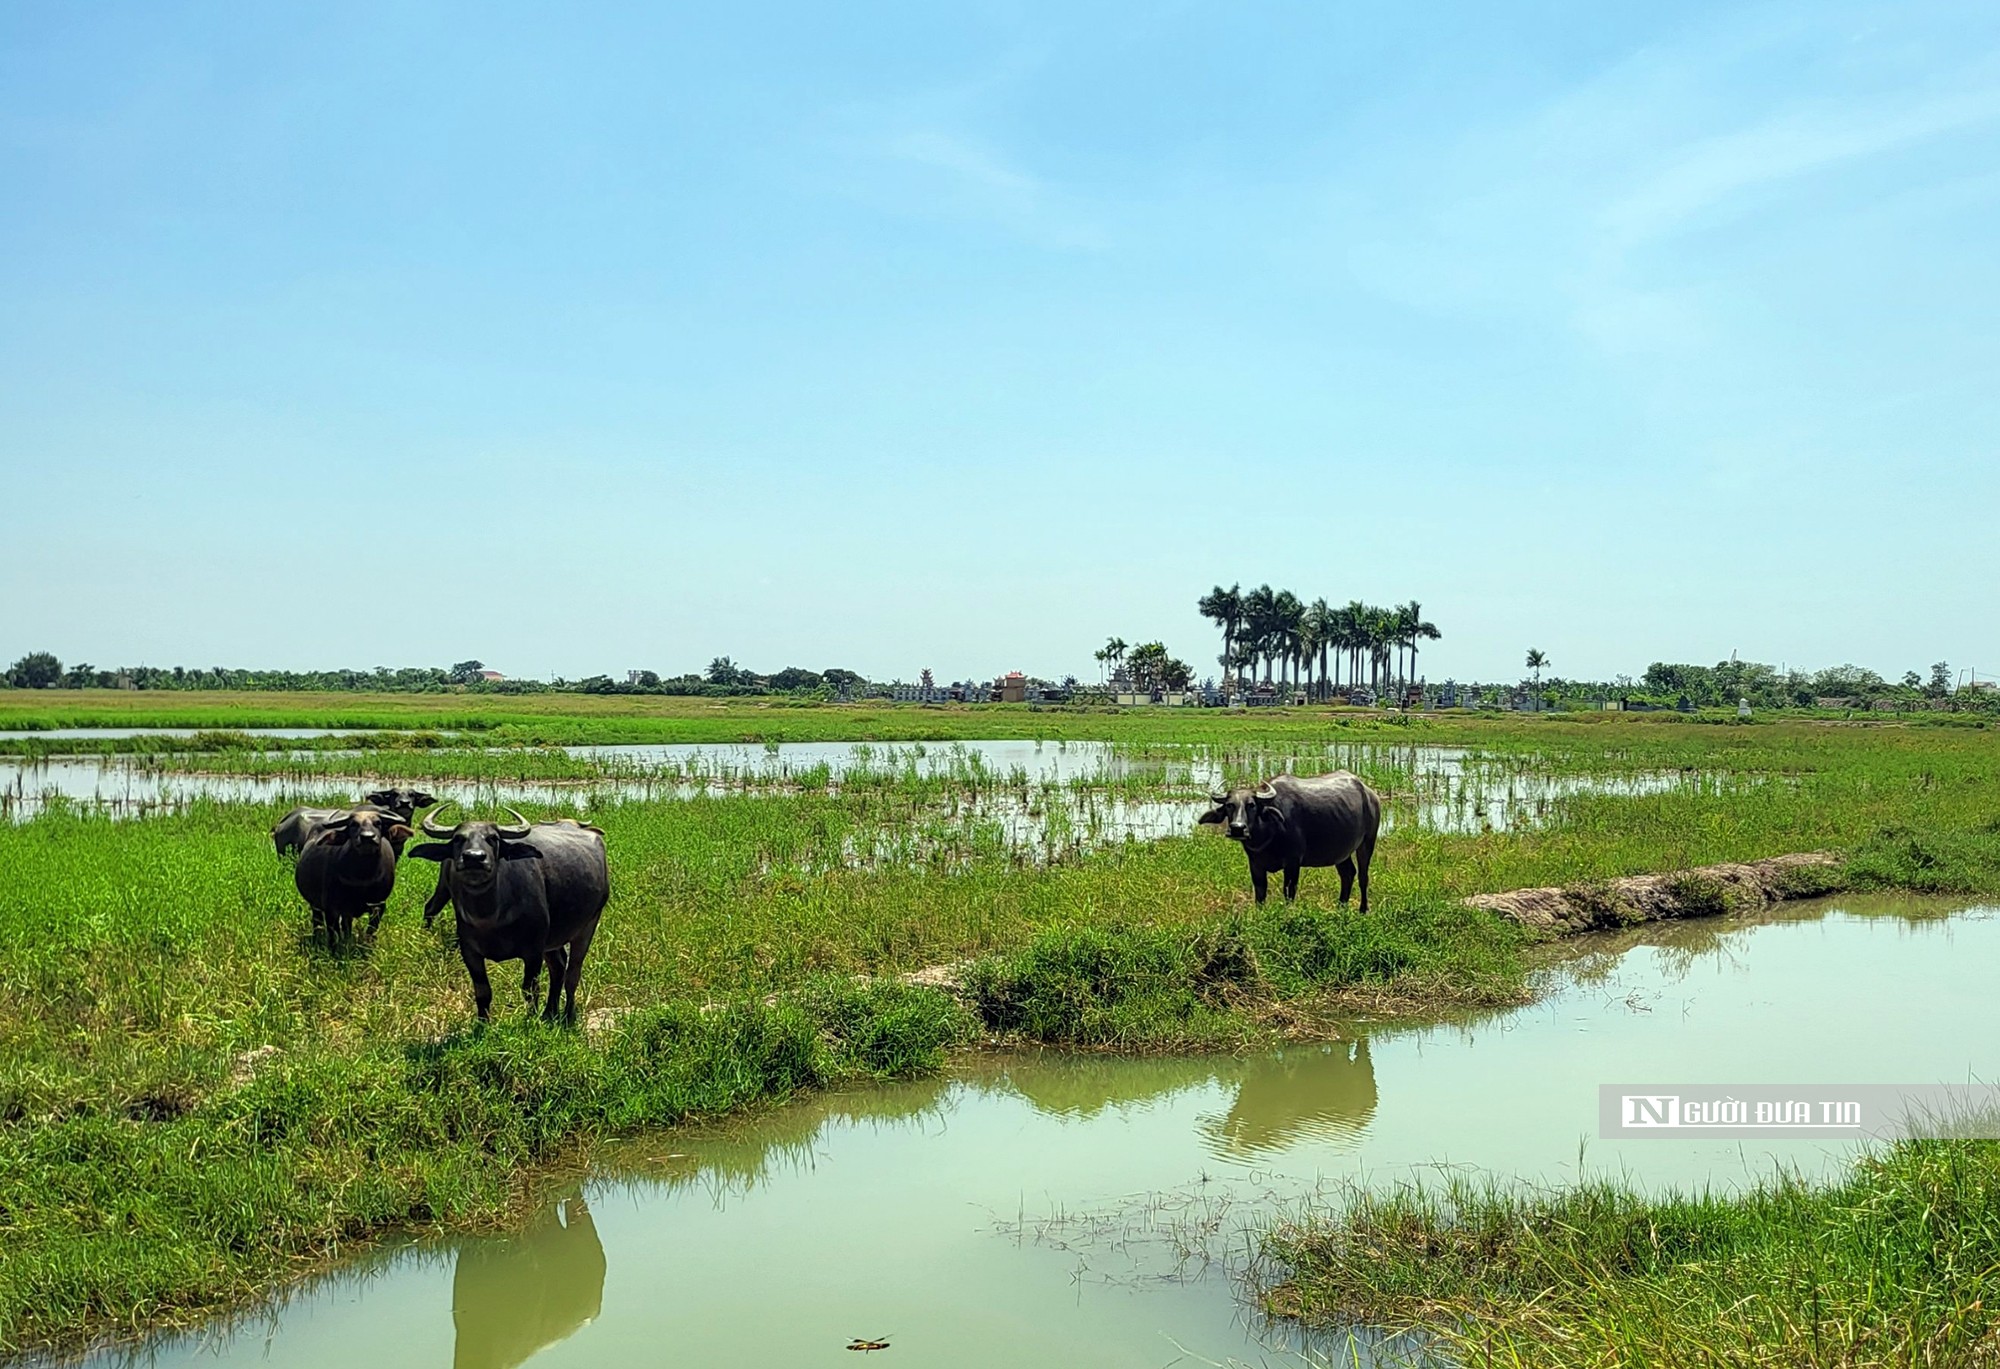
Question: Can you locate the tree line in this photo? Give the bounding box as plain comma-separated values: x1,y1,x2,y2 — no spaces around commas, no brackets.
0,654,542,694
1196,585,1439,699
1091,639,1194,693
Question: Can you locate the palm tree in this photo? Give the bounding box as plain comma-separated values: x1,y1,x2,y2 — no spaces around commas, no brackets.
1525,648,1548,709
1242,585,1278,685
1404,601,1440,692
1094,637,1128,684
1272,590,1304,693
1196,585,1244,686
1304,598,1335,701
1367,606,1396,693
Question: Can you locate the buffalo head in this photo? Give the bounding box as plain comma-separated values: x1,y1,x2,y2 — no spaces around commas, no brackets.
1196,782,1281,843
310,807,413,867
408,804,539,895
364,788,439,820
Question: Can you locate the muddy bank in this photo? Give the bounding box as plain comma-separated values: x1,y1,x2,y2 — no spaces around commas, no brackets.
1465,851,1845,934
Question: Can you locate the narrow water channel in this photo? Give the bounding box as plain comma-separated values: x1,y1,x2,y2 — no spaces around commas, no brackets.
72,894,1998,1369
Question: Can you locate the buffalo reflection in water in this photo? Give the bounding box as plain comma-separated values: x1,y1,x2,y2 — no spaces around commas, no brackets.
451,1194,607,1369
1198,1038,1377,1158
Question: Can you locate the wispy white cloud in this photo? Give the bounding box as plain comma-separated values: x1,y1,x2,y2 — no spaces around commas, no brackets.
1599,85,2000,250
858,127,1107,251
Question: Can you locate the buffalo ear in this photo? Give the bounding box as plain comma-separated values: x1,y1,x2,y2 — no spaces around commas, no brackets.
406,843,453,862
387,823,412,843
413,791,437,808
364,789,396,807
1196,805,1227,825
499,840,545,861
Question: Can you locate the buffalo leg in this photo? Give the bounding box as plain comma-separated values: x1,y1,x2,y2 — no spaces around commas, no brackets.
1357,834,1375,912
1251,865,1269,904
365,902,385,936
423,872,452,929
522,957,542,1015
461,947,494,1020
560,923,599,1026
541,947,568,1022
1283,864,1301,901
1336,858,1357,904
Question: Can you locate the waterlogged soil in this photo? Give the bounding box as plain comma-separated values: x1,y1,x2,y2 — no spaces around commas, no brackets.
0,742,1709,853
69,895,1999,1369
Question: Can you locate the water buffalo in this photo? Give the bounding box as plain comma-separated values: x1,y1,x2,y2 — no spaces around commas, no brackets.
293,806,414,945
1198,771,1380,907
408,807,609,1023
272,788,436,854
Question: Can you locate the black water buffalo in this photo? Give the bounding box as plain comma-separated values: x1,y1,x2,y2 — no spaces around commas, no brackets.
272,788,436,854
293,806,415,944
408,807,609,1023
1198,771,1381,907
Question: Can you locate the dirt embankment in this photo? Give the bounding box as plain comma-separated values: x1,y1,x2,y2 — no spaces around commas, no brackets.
1465,852,1846,935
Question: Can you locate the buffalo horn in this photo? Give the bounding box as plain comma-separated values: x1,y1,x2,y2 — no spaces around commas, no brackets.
1209,789,1228,805
495,806,532,838
420,802,460,838
1254,781,1278,801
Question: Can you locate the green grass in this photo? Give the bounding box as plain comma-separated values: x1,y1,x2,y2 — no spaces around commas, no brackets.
1261,1139,2000,1367
5,685,1986,750
6,713,2000,1353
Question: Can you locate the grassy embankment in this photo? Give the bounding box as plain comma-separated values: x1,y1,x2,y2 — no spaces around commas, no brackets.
1263,1138,2000,1366
3,716,2000,1353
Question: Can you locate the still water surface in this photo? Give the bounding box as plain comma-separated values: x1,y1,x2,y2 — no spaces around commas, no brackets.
2,741,1704,845
82,895,1998,1369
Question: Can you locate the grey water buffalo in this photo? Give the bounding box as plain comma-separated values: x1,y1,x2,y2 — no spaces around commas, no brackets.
293,806,415,945
272,788,437,854
408,807,609,1023
1198,771,1381,907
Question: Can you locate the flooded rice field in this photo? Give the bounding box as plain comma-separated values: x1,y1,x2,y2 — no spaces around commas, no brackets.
0,741,1719,859
75,894,1998,1369
0,728,389,741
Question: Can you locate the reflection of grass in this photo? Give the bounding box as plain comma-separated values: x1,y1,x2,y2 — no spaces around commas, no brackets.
1262,1139,2000,1367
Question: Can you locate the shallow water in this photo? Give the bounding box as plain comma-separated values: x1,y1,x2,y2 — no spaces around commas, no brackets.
78,895,1999,1369
0,741,1707,850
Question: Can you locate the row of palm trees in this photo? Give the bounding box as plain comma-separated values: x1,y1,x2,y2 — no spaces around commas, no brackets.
1196,585,1439,700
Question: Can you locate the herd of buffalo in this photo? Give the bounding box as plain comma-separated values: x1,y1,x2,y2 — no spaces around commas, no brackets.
273,769,1381,1025
275,789,609,1024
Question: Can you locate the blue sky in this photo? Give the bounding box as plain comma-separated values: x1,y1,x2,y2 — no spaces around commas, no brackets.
4,1,1997,684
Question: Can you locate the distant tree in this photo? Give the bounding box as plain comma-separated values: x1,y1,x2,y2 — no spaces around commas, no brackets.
706,657,743,686
1401,601,1440,691
59,661,96,689
1197,584,1244,683
8,652,61,689
1094,637,1128,684
1902,671,1924,691
1929,662,1952,698
1525,649,1549,707
769,666,823,692
448,660,486,684
634,669,661,689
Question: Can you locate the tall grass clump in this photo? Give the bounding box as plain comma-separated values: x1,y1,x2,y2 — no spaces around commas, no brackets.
1261,1139,2000,1367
